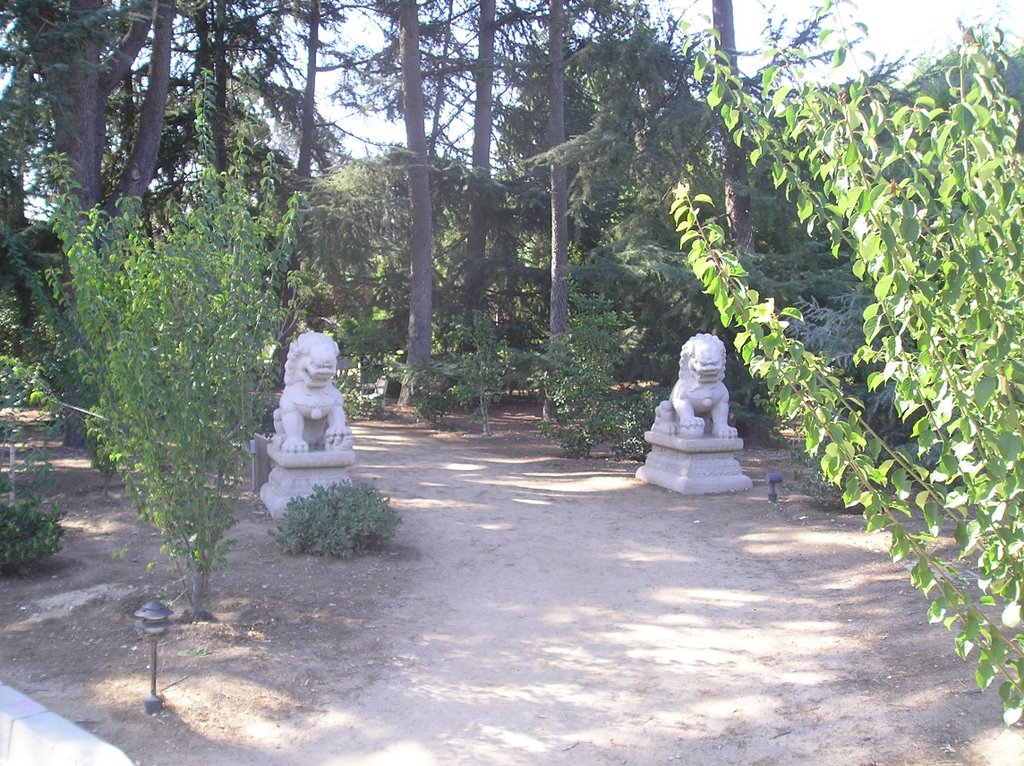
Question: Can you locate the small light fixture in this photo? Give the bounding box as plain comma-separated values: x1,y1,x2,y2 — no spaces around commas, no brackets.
134,600,174,715
766,472,784,503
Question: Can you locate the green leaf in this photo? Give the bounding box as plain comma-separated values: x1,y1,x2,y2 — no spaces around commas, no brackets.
899,214,920,242
708,81,724,109
975,376,998,407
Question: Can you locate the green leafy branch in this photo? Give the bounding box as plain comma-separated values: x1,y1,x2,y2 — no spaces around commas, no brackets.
683,21,1024,721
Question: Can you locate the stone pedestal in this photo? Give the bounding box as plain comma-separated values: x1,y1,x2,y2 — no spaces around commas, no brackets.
260,445,356,520
635,431,752,495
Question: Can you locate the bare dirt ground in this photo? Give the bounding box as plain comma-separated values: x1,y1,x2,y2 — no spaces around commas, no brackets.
2,404,1023,766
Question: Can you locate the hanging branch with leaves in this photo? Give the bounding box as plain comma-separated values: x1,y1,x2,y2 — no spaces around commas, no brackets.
679,13,1024,722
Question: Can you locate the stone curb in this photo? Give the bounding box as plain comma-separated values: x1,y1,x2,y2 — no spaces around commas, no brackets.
0,682,132,766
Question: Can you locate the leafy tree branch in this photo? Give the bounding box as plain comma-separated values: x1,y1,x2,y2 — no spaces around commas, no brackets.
680,19,1024,722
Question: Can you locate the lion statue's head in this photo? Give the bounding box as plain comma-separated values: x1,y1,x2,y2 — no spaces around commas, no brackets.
284,332,340,390
679,333,726,387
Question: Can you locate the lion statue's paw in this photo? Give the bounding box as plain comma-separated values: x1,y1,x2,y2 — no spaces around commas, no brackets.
279,436,309,453
324,428,353,451
712,424,738,439
651,401,678,434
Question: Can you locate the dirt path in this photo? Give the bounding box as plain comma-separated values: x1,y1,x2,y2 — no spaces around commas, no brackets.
2,413,1022,765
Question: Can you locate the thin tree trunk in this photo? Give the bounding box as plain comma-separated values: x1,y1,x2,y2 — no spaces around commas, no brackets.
548,0,568,339
213,0,229,171
427,0,456,157
187,568,212,621
106,0,175,209
464,0,495,313
297,0,320,179
398,0,434,404
273,0,321,380
712,0,755,253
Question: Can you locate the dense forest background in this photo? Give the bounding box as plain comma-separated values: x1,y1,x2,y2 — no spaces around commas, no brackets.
0,0,1021,451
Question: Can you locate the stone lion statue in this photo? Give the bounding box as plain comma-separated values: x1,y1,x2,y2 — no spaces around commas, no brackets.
650,333,737,439
272,332,352,453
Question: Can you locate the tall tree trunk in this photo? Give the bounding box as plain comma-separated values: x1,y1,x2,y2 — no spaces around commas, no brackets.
712,0,755,253
296,0,320,179
548,0,568,338
274,0,321,380
24,0,176,446
106,0,175,207
45,0,105,211
27,0,175,217
464,0,495,314
398,0,434,404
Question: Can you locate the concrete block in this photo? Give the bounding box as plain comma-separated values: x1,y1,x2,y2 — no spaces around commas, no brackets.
0,683,46,760
9,711,133,766
0,683,132,766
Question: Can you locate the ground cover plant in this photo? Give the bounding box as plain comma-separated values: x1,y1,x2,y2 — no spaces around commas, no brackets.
0,355,62,571
273,482,400,557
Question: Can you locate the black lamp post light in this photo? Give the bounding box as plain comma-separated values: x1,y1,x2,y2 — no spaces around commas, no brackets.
134,600,174,714
766,471,784,504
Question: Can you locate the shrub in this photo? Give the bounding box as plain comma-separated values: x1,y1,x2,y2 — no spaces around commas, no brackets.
54,96,298,618
1,355,61,569
274,483,400,557
0,497,64,573
448,312,512,436
610,387,666,461
403,364,458,425
336,370,386,419
537,293,630,458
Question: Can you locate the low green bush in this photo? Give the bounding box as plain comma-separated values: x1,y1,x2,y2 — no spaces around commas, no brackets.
610,387,666,461
0,497,64,573
273,482,401,557
537,293,630,458
336,371,386,419
403,364,458,425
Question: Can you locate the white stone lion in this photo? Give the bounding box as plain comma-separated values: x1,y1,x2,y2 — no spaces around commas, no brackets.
651,333,737,439
272,332,352,453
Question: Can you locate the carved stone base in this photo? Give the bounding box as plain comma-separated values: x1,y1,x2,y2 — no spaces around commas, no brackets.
260,445,356,519
635,431,752,495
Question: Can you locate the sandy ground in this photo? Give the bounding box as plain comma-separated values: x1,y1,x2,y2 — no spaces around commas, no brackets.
1,409,1023,765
